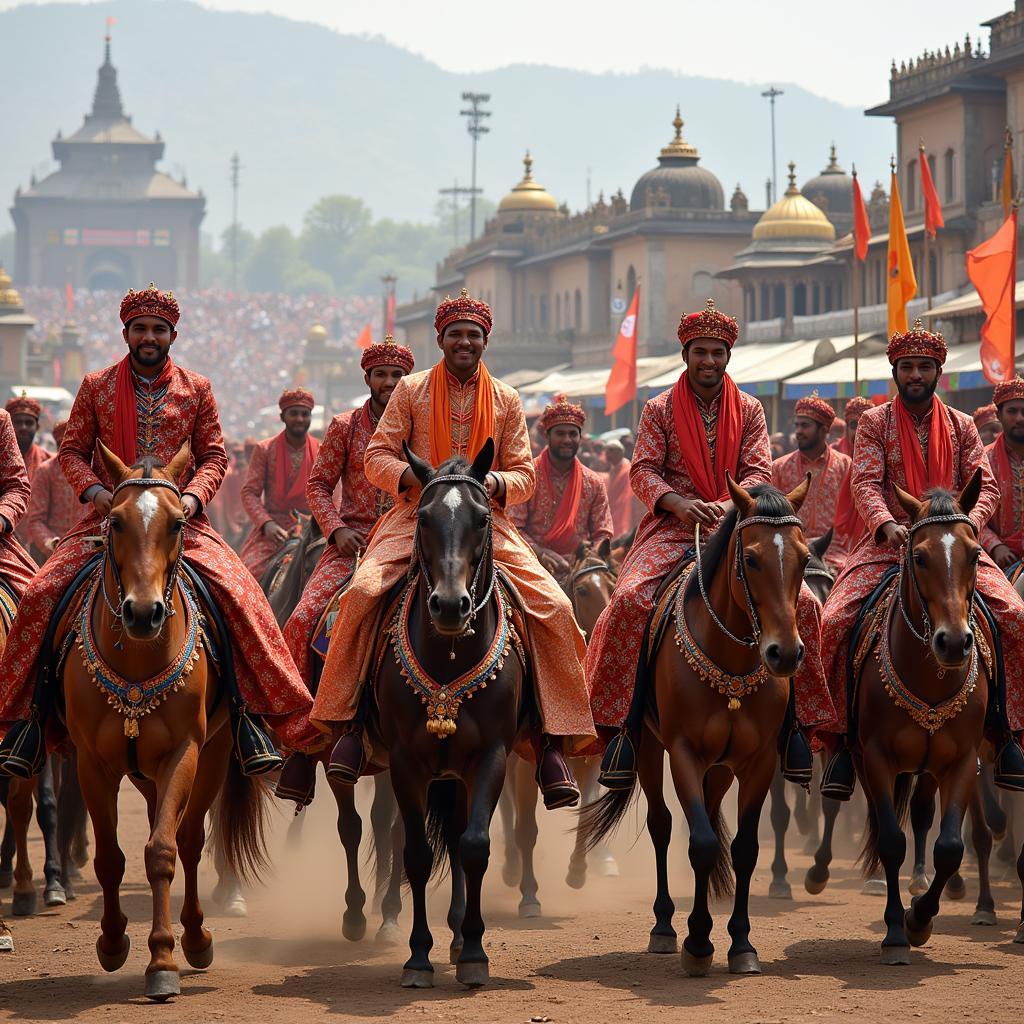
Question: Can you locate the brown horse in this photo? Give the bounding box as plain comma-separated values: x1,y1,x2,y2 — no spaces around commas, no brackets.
60,442,270,1001
583,474,811,976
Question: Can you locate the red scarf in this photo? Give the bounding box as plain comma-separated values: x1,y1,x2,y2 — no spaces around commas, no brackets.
833,467,866,550
112,354,175,465
671,370,743,503
271,431,318,510
835,435,854,457
893,395,954,498
990,434,1024,552
536,448,584,555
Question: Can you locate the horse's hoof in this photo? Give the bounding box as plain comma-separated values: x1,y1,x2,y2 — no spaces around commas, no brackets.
880,945,911,966
0,933,12,953
804,867,829,895
599,854,620,878
682,950,713,977
905,908,933,948
456,960,489,988
647,933,677,954
501,862,520,888
145,970,180,1002
945,876,966,901
565,867,586,890
44,883,67,908
375,921,402,948
449,941,464,965
183,941,214,969
518,900,542,919
861,878,887,897
768,879,792,900
908,872,930,896
1015,921,1024,944
0,870,11,889
728,951,761,975
971,908,997,927
96,934,130,972
11,890,36,917
342,912,367,943
400,968,434,989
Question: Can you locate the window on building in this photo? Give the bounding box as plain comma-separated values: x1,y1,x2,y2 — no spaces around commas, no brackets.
555,293,561,330
773,284,785,317
540,296,549,328
824,284,833,311
794,283,807,317
529,295,536,328
760,283,770,319
906,159,917,210
944,149,956,202
574,289,582,330
812,284,820,315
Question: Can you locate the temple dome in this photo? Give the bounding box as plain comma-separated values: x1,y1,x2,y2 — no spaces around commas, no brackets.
753,162,836,242
629,107,724,212
498,152,559,215
801,144,853,220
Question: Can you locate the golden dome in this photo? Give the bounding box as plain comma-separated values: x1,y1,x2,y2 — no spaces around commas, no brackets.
0,268,22,309
0,266,11,290
307,321,328,343
752,162,836,242
498,152,559,214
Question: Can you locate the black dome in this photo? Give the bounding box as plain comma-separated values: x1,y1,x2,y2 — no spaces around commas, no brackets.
801,144,853,220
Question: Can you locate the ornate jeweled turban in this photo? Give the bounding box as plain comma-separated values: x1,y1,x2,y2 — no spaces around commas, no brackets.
794,392,836,428
887,319,947,366
5,391,41,420
844,396,874,420
434,288,493,337
360,334,415,374
677,298,739,349
119,283,180,327
279,387,315,412
538,393,586,433
993,378,1024,407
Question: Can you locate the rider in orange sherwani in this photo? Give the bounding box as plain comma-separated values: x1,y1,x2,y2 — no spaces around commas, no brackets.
312,290,595,809
0,408,43,598
819,323,1024,796
981,378,1024,570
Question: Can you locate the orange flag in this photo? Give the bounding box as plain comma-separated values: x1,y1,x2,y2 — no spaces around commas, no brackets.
918,145,944,239
887,168,917,336
967,212,1018,385
355,323,373,350
852,169,870,261
605,288,640,416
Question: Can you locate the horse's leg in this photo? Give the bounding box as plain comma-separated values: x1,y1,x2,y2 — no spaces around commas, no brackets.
446,784,469,965
639,731,676,953
512,754,541,918
7,777,36,916
805,793,842,894
0,812,13,889
376,807,405,947
908,774,937,895
57,754,85,897
498,758,520,887
793,780,813,836
327,774,367,941
968,785,996,926
370,773,396,907
767,769,792,899
37,759,66,907
454,747,506,988
210,828,247,917
978,763,1007,841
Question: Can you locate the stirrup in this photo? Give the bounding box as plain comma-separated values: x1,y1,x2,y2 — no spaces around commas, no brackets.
326,731,365,785
232,707,284,776
275,752,317,809
0,717,45,779
598,731,636,791
820,746,856,802
536,748,580,810
780,724,813,786
994,738,1024,793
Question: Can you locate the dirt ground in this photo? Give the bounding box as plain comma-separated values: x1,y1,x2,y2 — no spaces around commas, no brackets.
1,776,1023,1023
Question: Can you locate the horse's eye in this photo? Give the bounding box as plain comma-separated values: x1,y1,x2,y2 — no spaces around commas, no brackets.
913,552,925,567
743,553,758,570
108,517,122,532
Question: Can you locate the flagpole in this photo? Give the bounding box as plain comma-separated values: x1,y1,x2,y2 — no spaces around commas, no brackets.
852,251,860,392
1014,195,1019,376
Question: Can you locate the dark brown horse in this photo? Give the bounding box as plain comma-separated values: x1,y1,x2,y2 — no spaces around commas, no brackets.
583,474,812,975
60,443,270,1001
260,512,322,615
373,440,525,988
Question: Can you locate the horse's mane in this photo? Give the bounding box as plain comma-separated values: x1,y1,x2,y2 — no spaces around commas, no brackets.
920,488,958,517
435,455,471,477
130,455,167,475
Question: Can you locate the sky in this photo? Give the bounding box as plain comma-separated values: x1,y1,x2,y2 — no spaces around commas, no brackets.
0,0,995,107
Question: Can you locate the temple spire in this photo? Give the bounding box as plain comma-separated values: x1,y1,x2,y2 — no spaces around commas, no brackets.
90,33,124,121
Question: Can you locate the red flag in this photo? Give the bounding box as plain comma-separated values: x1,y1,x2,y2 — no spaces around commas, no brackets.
852,170,870,261
65,281,74,315
385,294,396,336
918,146,944,239
605,288,639,416
355,323,373,350
967,212,1018,385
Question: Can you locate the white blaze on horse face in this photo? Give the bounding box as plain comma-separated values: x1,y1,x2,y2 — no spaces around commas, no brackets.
773,532,785,580
941,532,955,582
442,486,462,524
136,490,159,534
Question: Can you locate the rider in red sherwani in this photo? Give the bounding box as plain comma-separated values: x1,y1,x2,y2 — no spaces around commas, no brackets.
604,439,639,535
275,336,414,806
771,394,851,575
509,394,613,584
25,420,84,562
0,408,44,598
587,300,836,789
819,323,1024,796
0,285,318,775
973,402,1002,448
981,378,1024,570
7,393,53,552
239,387,319,579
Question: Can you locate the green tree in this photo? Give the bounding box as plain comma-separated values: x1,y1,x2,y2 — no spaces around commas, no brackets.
299,195,372,283
244,226,298,292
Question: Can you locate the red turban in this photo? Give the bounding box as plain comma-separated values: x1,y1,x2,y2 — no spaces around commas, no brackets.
972,403,999,429
435,288,493,337
887,319,946,366
794,393,836,428
361,334,415,374
994,377,1024,407
119,283,180,326
677,298,739,348
5,392,41,419
279,387,315,412
538,393,586,433
844,396,873,420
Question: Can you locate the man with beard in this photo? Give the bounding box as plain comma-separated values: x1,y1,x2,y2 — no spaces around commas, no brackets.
25,420,83,561
832,396,873,554
276,336,414,806
586,300,836,789
819,322,1024,796
982,378,1024,571
974,403,1002,447
509,394,612,583
6,393,52,550
239,388,319,579
835,396,873,457
771,394,850,574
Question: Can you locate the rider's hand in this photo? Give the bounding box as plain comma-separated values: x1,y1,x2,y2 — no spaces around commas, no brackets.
263,520,289,544
332,527,364,557
880,521,909,550
665,494,724,528
181,494,200,520
992,543,1017,570
399,466,419,492
484,472,502,499
92,488,113,517
539,548,570,576
45,537,59,554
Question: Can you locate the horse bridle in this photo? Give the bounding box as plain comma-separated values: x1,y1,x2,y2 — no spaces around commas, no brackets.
566,559,615,614
898,511,977,646
100,477,186,625
413,473,497,637
694,512,804,649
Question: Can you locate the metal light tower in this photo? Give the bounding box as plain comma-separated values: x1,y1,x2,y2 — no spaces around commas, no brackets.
761,86,784,203
460,92,491,241
438,180,481,246
229,152,242,291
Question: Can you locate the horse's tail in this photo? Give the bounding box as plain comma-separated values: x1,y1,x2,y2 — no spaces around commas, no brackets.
579,771,639,854
213,755,272,885
424,778,462,882
707,804,735,900
857,772,912,879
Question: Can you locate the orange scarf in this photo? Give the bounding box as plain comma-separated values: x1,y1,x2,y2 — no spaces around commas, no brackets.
671,370,743,503
990,434,1024,553
271,431,318,510
428,360,495,467
536,448,584,555
893,395,953,498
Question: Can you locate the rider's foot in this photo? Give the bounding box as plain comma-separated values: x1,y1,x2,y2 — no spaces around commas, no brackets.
994,736,1024,792
597,731,637,791
537,745,580,810
780,724,813,786
326,731,365,785
0,717,45,779
275,752,316,809
820,744,856,801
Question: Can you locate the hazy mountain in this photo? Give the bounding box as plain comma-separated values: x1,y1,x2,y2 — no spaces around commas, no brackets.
2,0,895,237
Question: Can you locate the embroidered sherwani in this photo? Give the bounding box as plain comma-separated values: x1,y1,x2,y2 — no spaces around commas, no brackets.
0,412,44,598
15,443,52,550
25,454,83,559
586,382,836,734
771,446,851,574
239,432,318,578
820,400,1024,732
0,363,317,750
981,440,1024,560
508,456,613,581
283,401,391,688
311,367,596,747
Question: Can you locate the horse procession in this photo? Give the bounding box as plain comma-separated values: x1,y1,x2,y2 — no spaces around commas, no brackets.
3,283,1024,1008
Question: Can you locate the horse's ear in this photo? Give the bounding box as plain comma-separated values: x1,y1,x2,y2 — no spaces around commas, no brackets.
96,441,130,487
893,482,923,521
468,437,495,483
786,472,812,514
725,471,755,516
164,442,190,484
575,540,587,563
597,536,611,563
958,466,983,516
403,441,433,489
810,527,833,561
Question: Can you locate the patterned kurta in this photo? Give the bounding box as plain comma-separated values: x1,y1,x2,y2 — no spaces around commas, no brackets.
283,401,391,688
15,443,53,549
311,366,596,746
820,399,1024,732
981,439,1024,559
239,432,318,578
771,446,851,574
25,455,83,557
0,412,44,598
0,363,317,750
508,454,613,577
586,381,836,734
